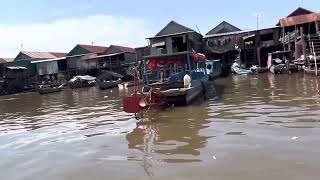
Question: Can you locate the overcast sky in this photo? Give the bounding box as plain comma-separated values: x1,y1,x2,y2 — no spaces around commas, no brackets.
0,0,319,57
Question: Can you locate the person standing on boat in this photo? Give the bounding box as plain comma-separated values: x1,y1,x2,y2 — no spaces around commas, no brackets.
183,72,191,88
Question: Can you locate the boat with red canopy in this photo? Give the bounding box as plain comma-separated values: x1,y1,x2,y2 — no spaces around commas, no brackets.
122,51,209,118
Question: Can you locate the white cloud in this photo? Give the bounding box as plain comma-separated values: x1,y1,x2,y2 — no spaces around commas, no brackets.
0,15,152,57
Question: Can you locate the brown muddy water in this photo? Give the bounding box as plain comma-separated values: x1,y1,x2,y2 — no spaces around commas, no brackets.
1,73,320,180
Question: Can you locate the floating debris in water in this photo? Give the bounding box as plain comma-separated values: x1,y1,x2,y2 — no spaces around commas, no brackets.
212,156,217,160
291,136,299,140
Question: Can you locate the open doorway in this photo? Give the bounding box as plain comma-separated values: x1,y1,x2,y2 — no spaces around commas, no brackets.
172,36,187,53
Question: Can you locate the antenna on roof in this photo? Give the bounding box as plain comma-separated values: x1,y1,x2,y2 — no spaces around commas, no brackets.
256,12,263,30
91,41,94,45
20,43,23,50
196,25,202,35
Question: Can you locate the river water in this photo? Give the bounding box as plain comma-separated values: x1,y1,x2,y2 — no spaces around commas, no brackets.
1,73,320,180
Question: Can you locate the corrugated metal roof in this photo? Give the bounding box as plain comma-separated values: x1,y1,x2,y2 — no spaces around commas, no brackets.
78,44,108,54
21,51,57,59
112,45,135,53
50,52,67,58
204,26,280,38
287,7,314,18
18,51,67,60
0,58,6,63
0,58,13,63
279,12,320,27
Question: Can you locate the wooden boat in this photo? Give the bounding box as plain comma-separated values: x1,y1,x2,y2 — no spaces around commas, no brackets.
123,51,209,118
250,65,268,73
268,51,297,74
156,76,208,105
97,70,124,90
38,84,63,94
98,80,119,90
68,75,96,89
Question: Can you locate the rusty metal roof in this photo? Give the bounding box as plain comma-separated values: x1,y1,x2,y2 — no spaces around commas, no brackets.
0,58,13,63
50,52,67,58
279,12,320,27
111,45,135,53
21,51,57,59
78,44,108,54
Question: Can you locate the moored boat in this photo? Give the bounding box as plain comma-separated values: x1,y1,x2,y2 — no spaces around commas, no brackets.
123,51,209,117
250,65,268,73
268,51,297,74
38,84,63,94
97,70,124,90
68,75,96,89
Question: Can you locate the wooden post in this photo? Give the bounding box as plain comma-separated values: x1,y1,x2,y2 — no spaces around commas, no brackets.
301,27,306,58
187,53,192,72
257,47,261,67
143,58,148,84
312,42,318,76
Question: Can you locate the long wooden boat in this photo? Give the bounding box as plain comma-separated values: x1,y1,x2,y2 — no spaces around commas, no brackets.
38,84,63,94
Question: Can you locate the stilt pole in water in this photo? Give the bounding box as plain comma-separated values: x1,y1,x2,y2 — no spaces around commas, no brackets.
312,42,318,76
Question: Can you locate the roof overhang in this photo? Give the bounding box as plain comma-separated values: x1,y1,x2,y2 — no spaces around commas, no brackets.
279,12,320,27
5,66,27,70
144,51,191,60
31,57,66,64
95,52,124,58
204,27,280,39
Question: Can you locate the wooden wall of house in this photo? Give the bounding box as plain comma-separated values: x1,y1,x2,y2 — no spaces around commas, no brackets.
68,46,91,56
105,46,123,54
123,53,136,64
188,32,203,53
135,47,150,61
150,32,203,56
14,53,31,61
4,60,37,77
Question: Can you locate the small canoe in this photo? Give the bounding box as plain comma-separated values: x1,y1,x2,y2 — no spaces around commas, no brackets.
38,85,63,94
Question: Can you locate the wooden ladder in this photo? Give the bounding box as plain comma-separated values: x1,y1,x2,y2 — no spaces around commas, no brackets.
311,42,318,76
